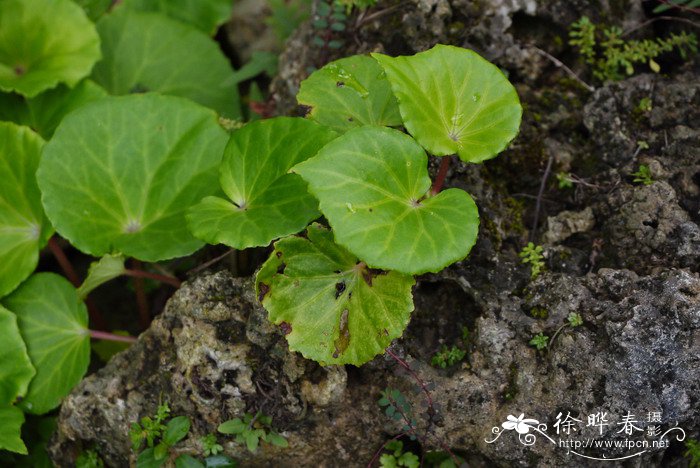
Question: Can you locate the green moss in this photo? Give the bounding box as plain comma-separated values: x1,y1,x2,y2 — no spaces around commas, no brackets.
504,363,518,401
530,306,548,319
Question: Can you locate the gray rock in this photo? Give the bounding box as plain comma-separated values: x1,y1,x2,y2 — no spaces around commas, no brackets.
48,268,700,467
544,207,596,244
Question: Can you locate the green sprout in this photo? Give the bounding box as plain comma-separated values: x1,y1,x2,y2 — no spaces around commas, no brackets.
520,243,545,279
129,402,171,451
556,172,574,189
431,345,467,369
218,412,288,453
200,433,224,456
632,165,653,186
529,332,550,350
567,312,583,328
637,97,652,112
379,440,419,468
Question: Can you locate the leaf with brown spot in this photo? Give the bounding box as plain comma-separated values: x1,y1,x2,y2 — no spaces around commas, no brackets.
255,223,414,366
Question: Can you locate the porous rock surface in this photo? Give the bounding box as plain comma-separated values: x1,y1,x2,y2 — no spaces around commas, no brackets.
50,0,700,466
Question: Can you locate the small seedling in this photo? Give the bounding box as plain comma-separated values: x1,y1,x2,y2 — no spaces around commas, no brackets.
129,403,192,467
567,312,583,327
636,140,649,150
76,449,104,468
637,97,652,112
632,164,653,186
130,402,171,451
431,345,467,369
200,433,223,456
520,243,545,279
529,332,549,350
379,440,419,468
556,172,574,189
218,411,288,453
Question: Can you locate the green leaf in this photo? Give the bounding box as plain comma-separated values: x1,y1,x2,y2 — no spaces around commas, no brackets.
2,273,90,414
380,454,398,468
297,55,402,133
244,431,260,452
73,0,113,21
0,122,53,298
0,0,101,98
217,418,245,435
77,254,126,300
163,416,191,446
231,51,279,83
0,80,108,139
294,126,480,274
121,0,233,35
0,306,35,405
153,442,168,460
136,448,166,468
92,8,241,118
398,451,420,468
37,94,228,262
372,45,522,163
187,117,337,249
256,223,415,365
0,406,26,454
176,455,205,468
265,432,288,448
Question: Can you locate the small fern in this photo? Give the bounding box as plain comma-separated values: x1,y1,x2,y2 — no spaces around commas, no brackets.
569,16,698,81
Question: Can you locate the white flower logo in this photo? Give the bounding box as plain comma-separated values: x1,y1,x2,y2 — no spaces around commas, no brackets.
502,414,540,434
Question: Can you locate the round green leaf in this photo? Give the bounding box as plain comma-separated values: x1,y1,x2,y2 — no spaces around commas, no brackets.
297,55,402,133
0,80,108,139
256,224,415,366
0,0,101,98
294,126,479,274
2,273,90,415
37,94,228,262
0,122,53,298
0,406,26,454
0,306,35,406
372,45,522,163
122,0,233,34
92,8,241,118
187,118,337,249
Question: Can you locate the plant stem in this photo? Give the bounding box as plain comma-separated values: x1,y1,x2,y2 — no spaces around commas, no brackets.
527,45,594,92
129,260,151,329
123,268,182,288
367,432,409,468
48,236,108,329
430,156,452,195
88,329,137,343
385,349,460,465
187,249,234,276
529,152,554,243
48,236,80,286
621,16,700,38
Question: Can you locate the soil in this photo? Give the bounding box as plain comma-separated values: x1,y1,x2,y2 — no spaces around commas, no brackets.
49,1,700,467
